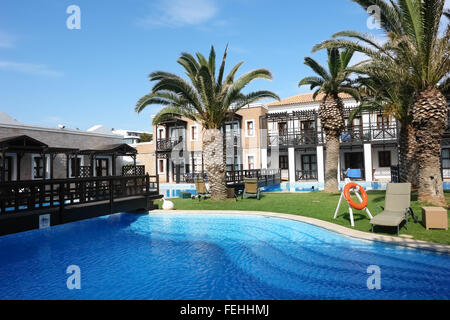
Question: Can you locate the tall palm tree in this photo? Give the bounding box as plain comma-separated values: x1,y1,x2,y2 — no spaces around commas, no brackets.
299,48,360,193
135,45,279,200
313,0,449,206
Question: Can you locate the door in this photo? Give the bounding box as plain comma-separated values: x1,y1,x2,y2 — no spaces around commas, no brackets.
344,152,364,179
301,120,316,144
96,158,109,177
1,156,12,182
279,155,289,181
301,155,317,180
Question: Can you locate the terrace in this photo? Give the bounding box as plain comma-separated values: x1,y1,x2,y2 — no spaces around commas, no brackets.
0,135,162,236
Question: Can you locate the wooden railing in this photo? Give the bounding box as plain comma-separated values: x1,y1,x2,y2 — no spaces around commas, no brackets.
122,165,146,176
225,169,281,186
268,126,399,147
0,175,159,215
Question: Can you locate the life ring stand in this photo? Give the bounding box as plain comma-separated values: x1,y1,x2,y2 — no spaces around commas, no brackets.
343,182,368,210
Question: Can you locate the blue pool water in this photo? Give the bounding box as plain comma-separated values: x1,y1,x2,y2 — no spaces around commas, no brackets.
0,213,449,300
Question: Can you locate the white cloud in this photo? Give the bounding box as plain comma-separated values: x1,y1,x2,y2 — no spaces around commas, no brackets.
138,0,218,27
0,31,15,48
0,61,63,77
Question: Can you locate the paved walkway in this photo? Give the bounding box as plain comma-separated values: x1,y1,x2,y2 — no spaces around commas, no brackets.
151,210,450,254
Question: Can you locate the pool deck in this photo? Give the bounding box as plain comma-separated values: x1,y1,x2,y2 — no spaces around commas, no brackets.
151,210,450,255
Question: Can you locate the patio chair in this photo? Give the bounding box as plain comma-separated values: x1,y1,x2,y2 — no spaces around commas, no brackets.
370,183,413,235
194,178,210,201
241,177,261,200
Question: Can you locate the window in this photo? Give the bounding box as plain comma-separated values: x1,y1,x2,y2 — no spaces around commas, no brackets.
378,151,391,167
33,157,44,179
377,115,390,128
158,159,165,174
302,155,317,172
246,120,255,137
278,122,287,134
279,155,289,170
247,156,255,170
442,149,450,169
95,158,109,177
158,128,165,139
191,125,198,141
70,157,81,178
301,120,316,130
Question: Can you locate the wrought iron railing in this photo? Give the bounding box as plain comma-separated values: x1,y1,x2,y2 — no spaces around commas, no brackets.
295,170,318,181
156,137,184,152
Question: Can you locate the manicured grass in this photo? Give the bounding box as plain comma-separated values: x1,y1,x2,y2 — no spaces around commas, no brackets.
156,191,450,245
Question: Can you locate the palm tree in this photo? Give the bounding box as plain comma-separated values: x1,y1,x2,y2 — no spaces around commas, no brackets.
135,45,279,200
348,59,417,187
299,48,360,193
313,0,449,206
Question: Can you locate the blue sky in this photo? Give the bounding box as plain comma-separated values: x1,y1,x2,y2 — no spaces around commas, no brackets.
0,0,390,132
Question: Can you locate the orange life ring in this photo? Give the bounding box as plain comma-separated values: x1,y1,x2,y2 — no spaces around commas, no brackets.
343,183,368,210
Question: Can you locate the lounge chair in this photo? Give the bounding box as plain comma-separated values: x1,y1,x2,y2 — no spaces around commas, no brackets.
370,183,413,235
194,178,210,201
241,177,261,200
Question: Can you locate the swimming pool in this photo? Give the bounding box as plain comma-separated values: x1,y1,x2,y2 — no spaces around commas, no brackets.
0,213,449,300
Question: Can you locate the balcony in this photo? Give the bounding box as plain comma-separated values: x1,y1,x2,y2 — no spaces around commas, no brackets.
268,126,399,148
268,129,323,148
156,137,184,152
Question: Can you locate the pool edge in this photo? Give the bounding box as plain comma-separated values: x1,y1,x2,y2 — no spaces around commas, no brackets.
150,210,450,255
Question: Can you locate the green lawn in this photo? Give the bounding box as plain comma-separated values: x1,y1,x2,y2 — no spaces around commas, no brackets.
155,191,450,245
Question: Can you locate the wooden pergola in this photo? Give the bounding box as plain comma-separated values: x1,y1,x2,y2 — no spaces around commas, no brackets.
78,143,138,177
0,135,79,182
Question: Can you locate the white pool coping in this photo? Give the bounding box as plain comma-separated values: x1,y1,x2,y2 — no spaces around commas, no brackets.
151,210,450,255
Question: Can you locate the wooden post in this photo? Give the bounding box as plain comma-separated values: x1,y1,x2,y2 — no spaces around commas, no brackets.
42,153,47,181
1,150,5,184
66,154,70,178
17,153,22,181
109,179,114,214
112,154,117,176
59,182,65,224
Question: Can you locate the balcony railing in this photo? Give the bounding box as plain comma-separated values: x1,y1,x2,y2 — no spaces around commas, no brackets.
268,129,323,148
340,127,398,144
268,126,399,147
156,137,184,152
295,170,318,181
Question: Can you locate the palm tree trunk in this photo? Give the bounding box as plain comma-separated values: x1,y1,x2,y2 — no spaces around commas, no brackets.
398,123,418,189
324,133,340,193
203,128,227,201
320,95,345,193
412,88,448,206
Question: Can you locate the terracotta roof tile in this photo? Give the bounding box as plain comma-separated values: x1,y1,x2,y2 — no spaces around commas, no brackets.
268,92,353,107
